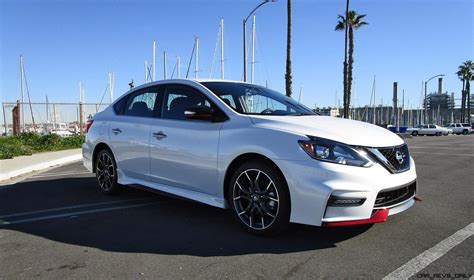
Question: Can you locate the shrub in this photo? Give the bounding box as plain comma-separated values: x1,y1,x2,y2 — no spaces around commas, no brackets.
0,133,84,159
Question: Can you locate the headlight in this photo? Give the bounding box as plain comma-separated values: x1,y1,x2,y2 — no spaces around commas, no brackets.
298,137,373,167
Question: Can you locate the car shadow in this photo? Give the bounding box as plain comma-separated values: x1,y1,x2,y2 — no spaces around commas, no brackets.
0,176,373,257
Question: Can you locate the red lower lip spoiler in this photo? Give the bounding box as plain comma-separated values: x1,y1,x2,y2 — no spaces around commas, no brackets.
322,208,390,227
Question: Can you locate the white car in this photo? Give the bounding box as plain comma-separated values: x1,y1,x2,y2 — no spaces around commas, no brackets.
446,123,472,135
407,124,450,136
83,80,418,235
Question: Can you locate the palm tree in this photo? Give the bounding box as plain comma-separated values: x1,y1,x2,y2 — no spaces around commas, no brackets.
457,60,473,122
285,0,293,97
456,67,467,122
336,10,368,118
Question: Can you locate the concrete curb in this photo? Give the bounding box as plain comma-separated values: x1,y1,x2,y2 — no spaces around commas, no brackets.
0,154,82,182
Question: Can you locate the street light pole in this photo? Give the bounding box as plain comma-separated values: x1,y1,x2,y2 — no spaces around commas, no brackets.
424,74,444,123
243,0,275,82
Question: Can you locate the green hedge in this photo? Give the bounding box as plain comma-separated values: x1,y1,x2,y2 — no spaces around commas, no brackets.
0,133,85,159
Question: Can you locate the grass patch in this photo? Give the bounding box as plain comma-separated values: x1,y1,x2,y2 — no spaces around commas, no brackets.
0,133,85,159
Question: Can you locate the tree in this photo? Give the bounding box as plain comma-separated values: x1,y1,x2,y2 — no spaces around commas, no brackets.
335,10,368,118
285,0,293,97
457,60,473,122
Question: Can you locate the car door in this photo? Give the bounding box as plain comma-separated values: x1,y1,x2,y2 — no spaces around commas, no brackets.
109,87,161,181
419,125,428,135
149,84,224,195
455,123,462,133
428,124,437,134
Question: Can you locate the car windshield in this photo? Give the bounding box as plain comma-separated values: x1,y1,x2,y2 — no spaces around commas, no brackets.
201,82,317,116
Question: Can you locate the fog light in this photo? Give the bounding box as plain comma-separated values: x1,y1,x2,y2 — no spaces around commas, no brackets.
327,196,366,207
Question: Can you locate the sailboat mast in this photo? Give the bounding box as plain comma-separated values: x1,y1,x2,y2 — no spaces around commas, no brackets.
163,50,167,80
251,15,256,84
46,95,49,123
177,57,181,79
220,17,225,79
152,41,156,81
372,76,376,124
20,55,25,131
195,37,199,79
144,60,148,83
298,84,303,102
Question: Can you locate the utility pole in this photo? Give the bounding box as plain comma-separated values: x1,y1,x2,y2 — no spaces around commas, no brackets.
251,14,256,84
220,17,225,79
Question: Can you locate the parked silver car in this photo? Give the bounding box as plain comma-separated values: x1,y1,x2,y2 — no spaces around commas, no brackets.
407,124,450,136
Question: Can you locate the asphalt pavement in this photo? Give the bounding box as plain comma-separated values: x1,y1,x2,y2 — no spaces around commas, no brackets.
0,135,473,279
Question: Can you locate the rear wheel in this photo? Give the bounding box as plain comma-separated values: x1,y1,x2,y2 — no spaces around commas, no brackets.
462,130,468,135
228,161,290,236
95,149,120,194
411,131,418,136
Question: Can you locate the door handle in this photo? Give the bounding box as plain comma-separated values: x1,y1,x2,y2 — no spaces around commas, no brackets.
153,131,167,140
111,128,122,135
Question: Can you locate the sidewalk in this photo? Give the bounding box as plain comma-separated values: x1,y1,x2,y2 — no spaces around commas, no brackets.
0,149,82,182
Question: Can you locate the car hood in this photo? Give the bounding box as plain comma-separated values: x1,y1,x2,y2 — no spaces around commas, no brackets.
249,115,404,148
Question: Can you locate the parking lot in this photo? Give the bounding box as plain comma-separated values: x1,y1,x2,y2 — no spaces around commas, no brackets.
0,135,473,279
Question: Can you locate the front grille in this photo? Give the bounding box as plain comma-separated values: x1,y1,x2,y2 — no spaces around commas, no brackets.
368,144,410,173
374,181,416,208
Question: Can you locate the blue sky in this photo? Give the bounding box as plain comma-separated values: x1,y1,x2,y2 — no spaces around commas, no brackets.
1,0,473,112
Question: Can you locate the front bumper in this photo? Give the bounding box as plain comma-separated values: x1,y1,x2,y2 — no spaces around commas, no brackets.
274,156,418,226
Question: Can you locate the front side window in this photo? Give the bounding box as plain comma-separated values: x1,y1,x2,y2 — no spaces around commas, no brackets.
201,82,316,116
162,85,213,120
123,90,159,118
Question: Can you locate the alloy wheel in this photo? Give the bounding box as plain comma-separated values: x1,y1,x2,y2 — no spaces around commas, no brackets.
232,169,280,230
96,152,115,191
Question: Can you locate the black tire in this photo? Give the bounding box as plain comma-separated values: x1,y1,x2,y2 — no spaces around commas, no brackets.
95,149,120,194
436,132,442,136
228,160,290,236
411,131,418,136
462,130,468,135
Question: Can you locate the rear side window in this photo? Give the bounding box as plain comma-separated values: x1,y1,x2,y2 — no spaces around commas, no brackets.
113,97,127,114
462,124,470,127
124,91,158,117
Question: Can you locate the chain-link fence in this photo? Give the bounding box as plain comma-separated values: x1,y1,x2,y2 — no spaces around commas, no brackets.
2,101,110,136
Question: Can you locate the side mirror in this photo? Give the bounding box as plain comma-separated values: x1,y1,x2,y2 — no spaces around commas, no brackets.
184,106,214,121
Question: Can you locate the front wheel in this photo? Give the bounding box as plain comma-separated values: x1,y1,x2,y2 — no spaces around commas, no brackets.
462,130,468,135
412,131,418,136
95,149,120,194
228,161,290,236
